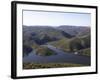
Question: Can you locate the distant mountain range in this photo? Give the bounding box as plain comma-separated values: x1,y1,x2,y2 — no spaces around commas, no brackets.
58,25,90,36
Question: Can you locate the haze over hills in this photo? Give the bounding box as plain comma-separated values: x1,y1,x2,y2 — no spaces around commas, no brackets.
58,25,90,36
23,25,90,37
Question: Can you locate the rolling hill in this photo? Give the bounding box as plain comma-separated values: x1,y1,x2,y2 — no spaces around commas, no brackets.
48,34,90,56
23,25,91,56
23,25,73,45
58,25,90,36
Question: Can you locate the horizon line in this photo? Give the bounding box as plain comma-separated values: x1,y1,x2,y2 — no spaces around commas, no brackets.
23,25,90,27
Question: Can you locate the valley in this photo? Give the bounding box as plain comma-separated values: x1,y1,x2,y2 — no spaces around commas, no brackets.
23,25,91,69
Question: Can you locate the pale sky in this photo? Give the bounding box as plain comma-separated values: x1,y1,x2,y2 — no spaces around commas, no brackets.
23,10,91,27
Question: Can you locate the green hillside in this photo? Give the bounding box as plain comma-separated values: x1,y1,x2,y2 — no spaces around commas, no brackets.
23,26,90,57
35,46,56,56
48,35,90,56
23,26,72,45
48,38,71,52
78,48,90,56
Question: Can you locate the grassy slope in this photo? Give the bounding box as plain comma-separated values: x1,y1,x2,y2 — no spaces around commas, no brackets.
48,38,71,52
36,46,56,56
31,42,56,56
48,35,90,56
78,48,91,56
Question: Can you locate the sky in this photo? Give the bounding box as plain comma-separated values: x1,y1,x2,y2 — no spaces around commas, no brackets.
23,10,91,27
